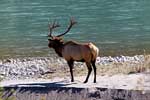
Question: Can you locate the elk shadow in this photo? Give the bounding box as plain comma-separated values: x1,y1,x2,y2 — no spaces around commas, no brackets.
2,81,81,99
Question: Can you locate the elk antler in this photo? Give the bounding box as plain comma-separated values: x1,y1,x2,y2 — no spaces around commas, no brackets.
57,18,77,37
48,20,60,37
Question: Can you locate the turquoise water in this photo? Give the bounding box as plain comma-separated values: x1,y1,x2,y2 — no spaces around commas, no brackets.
0,0,150,58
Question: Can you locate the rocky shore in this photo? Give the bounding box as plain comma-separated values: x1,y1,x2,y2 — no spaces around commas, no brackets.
0,55,145,80
0,55,150,100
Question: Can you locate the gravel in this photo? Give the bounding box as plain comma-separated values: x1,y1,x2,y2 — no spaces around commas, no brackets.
0,55,145,80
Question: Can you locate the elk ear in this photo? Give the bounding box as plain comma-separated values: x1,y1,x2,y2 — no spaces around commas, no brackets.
59,38,64,43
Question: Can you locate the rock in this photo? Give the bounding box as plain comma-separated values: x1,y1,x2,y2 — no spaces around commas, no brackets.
0,61,2,65
5,59,11,63
96,57,101,63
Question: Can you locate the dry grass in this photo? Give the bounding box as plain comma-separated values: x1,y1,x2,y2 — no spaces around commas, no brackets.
95,55,150,76
0,88,16,100
42,55,150,79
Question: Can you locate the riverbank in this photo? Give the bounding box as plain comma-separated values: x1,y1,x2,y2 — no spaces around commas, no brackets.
0,55,150,100
1,73,150,100
0,55,149,80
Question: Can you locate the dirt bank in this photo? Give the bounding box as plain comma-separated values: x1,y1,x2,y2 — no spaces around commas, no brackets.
2,87,150,100
1,73,150,100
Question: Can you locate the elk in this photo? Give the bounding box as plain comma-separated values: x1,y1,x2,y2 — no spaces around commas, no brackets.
47,18,99,83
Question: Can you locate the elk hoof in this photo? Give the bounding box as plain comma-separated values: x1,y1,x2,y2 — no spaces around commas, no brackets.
83,80,88,83
71,79,74,82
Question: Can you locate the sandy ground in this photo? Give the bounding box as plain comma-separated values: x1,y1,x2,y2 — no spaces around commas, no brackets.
1,73,150,91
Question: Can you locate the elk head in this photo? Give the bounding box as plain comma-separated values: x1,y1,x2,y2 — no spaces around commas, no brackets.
48,18,77,48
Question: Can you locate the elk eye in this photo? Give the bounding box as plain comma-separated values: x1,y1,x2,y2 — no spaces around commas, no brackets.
48,39,52,41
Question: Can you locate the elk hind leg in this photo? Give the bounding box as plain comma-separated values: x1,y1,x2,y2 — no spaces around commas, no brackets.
92,60,96,83
84,62,92,83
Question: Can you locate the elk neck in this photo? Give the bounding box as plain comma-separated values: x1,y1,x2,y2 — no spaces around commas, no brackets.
53,42,64,57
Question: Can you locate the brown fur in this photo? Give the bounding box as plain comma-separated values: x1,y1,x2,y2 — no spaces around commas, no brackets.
63,41,99,62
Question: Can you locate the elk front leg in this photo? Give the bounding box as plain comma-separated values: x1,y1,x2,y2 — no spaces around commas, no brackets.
84,62,92,83
67,60,74,82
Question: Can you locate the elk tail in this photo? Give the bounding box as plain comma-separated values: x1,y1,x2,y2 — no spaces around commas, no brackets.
88,43,99,62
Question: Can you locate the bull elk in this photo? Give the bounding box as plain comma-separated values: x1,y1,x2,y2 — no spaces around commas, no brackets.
47,18,99,83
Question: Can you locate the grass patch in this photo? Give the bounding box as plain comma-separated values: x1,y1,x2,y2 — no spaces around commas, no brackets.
95,55,150,75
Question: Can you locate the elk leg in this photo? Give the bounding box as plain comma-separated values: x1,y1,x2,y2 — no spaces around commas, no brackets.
84,62,92,83
67,60,74,82
92,61,96,83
